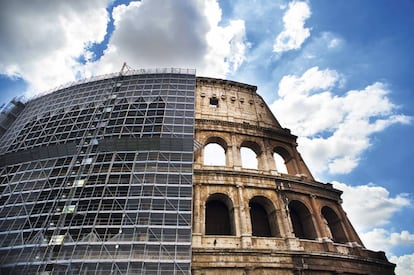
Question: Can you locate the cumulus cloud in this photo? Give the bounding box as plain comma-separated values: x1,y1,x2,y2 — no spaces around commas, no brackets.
271,66,411,174
333,181,410,232
333,181,413,274
391,254,414,275
273,1,311,53
0,0,110,94
0,0,248,95
203,18,248,77
87,0,208,75
359,228,414,253
360,228,414,274
87,0,248,79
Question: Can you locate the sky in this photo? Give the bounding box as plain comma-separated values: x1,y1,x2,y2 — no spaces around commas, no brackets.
0,0,413,273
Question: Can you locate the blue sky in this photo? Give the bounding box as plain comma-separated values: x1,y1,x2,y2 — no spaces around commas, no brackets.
1,0,413,273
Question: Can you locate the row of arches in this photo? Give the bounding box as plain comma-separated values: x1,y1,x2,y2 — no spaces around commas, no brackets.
204,193,348,244
202,137,290,174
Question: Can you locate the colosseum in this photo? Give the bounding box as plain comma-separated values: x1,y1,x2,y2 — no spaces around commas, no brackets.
0,68,395,274
192,77,395,274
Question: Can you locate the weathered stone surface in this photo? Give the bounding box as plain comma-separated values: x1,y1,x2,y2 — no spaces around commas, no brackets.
192,78,395,274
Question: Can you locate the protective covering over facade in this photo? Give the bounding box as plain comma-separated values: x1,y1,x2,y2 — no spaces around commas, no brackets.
0,69,195,274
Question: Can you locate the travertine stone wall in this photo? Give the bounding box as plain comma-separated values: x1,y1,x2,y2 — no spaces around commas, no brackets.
192,77,395,274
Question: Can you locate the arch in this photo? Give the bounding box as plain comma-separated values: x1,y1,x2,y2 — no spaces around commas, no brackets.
321,206,348,243
240,140,261,169
288,200,317,240
205,193,235,235
241,147,257,169
203,137,227,166
249,196,280,237
273,146,291,174
273,153,288,174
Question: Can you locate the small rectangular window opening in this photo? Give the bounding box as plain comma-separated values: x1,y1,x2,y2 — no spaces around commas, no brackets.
209,97,219,108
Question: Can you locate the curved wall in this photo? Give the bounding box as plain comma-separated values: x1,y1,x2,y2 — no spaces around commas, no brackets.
0,71,196,274
192,77,395,274
0,72,395,274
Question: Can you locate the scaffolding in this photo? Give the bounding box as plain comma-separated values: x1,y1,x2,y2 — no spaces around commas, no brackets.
0,97,26,137
0,71,196,274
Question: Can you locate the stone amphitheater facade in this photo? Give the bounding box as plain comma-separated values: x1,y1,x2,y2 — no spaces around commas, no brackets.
192,77,395,274
0,70,395,274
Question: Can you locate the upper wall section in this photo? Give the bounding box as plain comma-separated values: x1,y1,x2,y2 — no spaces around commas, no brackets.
0,71,196,155
195,77,282,129
195,77,315,180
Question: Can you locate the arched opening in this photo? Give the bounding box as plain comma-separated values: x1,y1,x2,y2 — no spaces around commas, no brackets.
205,193,235,235
203,137,227,166
240,141,261,170
241,147,258,169
288,200,317,240
273,153,288,174
321,206,348,243
249,196,280,237
250,202,271,237
204,143,226,166
274,147,291,174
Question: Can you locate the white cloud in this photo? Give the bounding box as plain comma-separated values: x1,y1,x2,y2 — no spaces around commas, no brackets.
277,66,339,97
87,0,208,75
359,228,414,253
203,19,248,77
332,181,413,274
362,228,412,254
360,228,414,275
0,0,248,96
201,0,249,76
271,67,411,174
332,181,410,232
0,0,109,95
391,254,414,275
87,0,248,79
328,37,341,49
273,1,311,53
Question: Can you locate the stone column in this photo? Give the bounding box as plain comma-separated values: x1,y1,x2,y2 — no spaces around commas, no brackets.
192,184,202,247
279,192,303,250
258,140,271,172
274,208,285,237
309,194,325,239
231,133,241,171
237,184,251,248
278,191,294,237
226,145,234,168
265,141,277,173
